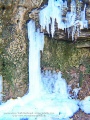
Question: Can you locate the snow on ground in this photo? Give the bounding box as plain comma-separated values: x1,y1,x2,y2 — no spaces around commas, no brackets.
79,96,90,114
0,70,90,120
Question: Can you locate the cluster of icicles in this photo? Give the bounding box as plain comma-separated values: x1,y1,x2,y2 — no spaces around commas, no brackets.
39,0,88,40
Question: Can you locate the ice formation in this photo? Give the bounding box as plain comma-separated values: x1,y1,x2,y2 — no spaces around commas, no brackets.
0,20,80,120
39,0,88,40
0,0,89,119
28,20,44,97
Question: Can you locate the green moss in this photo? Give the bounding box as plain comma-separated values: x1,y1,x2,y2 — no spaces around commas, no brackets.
1,57,16,84
41,36,90,80
0,3,28,88
82,58,90,74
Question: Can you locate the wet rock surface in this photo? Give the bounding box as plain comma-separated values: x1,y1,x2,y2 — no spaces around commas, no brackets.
72,110,90,120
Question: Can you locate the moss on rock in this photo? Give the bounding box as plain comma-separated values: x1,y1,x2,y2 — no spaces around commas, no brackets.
41,36,90,81
0,2,29,100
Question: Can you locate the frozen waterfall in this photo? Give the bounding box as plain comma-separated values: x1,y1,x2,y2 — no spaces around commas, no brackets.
39,0,88,40
27,20,44,97
0,0,90,120
0,20,80,120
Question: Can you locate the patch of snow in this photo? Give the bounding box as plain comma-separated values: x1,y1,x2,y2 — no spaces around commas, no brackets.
79,96,90,114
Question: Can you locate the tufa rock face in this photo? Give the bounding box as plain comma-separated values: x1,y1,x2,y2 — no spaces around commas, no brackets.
41,36,90,74
0,0,44,101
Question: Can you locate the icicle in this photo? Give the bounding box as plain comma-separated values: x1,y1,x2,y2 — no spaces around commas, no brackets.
51,18,55,37
39,0,88,40
54,0,63,7
71,0,76,13
67,28,70,38
63,0,67,8
81,4,88,29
